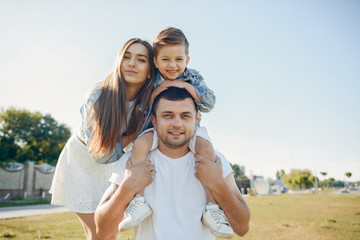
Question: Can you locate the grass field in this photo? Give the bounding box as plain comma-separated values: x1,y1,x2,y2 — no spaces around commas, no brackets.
1,191,359,239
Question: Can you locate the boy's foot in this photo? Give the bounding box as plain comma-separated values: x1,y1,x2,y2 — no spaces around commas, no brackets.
118,195,152,231
202,203,233,239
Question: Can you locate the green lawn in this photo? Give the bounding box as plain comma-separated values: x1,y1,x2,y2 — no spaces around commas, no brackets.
0,198,51,208
1,191,359,240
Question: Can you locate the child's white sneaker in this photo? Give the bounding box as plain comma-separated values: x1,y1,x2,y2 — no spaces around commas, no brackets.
202,203,233,239
118,194,152,231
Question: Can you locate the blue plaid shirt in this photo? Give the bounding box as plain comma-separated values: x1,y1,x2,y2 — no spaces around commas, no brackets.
154,68,216,113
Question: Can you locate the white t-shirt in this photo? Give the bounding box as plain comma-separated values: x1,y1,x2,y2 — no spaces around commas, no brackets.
110,149,233,240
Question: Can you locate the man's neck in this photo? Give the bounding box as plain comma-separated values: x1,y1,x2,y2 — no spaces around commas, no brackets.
158,143,190,159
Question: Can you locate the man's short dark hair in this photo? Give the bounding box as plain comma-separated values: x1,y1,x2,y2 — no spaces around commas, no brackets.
152,87,198,116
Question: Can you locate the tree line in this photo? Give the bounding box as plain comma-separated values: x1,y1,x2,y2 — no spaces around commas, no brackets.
276,169,353,190
0,107,354,186
0,108,71,165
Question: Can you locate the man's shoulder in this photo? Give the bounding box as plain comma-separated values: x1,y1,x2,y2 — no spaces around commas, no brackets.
215,151,233,178
114,151,132,171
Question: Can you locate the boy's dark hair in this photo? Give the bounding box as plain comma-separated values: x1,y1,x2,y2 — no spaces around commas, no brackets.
153,27,189,56
152,87,198,116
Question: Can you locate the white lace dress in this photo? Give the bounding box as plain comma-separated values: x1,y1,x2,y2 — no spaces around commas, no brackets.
49,82,137,213
49,135,118,213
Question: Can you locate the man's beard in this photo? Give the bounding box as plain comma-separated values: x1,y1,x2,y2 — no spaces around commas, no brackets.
159,132,194,149
162,138,189,149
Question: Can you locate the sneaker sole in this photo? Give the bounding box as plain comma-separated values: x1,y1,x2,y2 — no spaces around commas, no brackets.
201,218,233,239
119,208,153,232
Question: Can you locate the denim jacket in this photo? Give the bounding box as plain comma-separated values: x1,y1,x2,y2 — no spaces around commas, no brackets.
154,68,216,113
77,82,151,164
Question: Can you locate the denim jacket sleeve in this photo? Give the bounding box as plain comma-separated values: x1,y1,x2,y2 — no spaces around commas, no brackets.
91,140,124,164
181,68,216,113
77,82,124,164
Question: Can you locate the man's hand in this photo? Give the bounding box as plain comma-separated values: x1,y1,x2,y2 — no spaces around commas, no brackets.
194,154,223,190
124,159,155,194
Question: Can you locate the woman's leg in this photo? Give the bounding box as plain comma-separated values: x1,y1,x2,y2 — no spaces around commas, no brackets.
76,212,116,240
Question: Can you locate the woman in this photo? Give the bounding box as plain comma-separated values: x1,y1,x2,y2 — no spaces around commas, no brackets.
50,38,155,240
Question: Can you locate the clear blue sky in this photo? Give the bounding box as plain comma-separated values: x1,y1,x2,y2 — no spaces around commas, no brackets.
1,0,359,181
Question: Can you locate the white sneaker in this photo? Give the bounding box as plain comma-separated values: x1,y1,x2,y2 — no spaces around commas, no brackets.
118,195,152,232
202,203,233,239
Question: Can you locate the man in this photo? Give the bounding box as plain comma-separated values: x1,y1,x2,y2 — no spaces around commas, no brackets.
95,87,250,240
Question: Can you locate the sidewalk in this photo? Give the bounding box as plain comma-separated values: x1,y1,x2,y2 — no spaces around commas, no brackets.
0,204,70,219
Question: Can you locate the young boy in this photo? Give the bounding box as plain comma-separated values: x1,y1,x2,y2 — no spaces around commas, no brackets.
119,27,233,238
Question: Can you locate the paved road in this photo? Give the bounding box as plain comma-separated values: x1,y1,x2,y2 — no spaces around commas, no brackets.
0,204,70,219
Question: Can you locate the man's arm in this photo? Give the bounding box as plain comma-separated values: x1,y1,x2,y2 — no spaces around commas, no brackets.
194,154,250,236
214,172,250,236
95,183,132,238
95,159,155,239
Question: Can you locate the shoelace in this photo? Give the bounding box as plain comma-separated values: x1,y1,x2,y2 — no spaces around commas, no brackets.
125,199,140,215
210,209,229,225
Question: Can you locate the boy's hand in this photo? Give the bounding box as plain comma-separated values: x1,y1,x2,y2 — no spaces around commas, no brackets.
149,85,167,108
161,79,189,89
161,80,203,104
149,81,191,107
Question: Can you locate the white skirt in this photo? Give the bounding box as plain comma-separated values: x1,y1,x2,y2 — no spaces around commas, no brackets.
49,135,117,213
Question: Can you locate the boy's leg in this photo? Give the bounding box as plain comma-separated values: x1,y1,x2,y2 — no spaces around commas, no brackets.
195,136,217,204
131,130,155,164
119,129,157,231
131,130,156,196
194,129,233,238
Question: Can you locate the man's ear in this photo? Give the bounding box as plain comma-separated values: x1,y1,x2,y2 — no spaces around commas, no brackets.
151,115,156,130
154,56,158,68
195,112,200,125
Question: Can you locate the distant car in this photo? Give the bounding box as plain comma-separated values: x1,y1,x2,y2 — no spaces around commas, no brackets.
273,179,288,193
280,185,288,193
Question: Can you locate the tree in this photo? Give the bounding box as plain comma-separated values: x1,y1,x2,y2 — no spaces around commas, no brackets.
276,170,281,180
276,169,285,180
0,136,20,162
0,107,71,165
319,172,327,187
230,163,246,179
345,172,352,189
282,169,315,190
327,177,335,188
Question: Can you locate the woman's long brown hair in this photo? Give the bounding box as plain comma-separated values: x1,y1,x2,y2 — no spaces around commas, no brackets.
89,38,155,157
